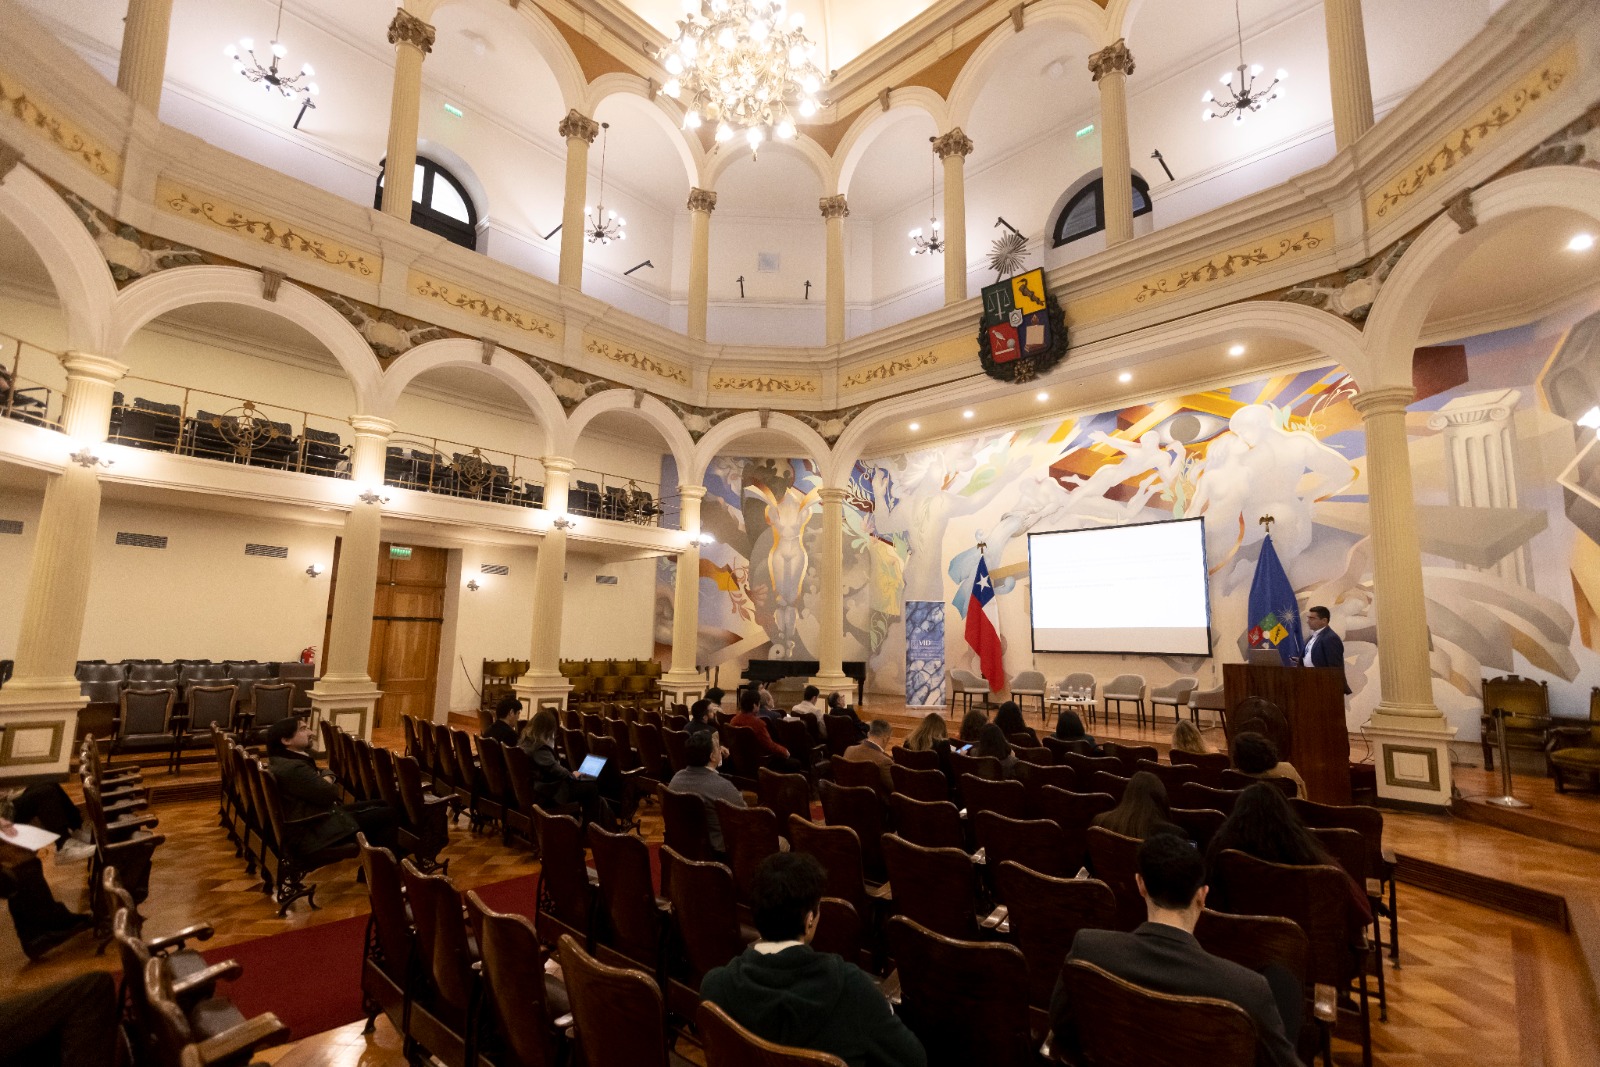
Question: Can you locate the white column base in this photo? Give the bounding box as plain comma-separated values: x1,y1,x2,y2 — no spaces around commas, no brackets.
0,693,85,783
658,674,706,711
1368,716,1457,810
810,673,856,701
308,686,382,743
515,677,574,715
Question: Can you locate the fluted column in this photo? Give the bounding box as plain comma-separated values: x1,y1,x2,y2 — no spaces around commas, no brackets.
933,129,973,304
379,9,436,219
664,486,706,685
1324,0,1374,149
558,111,601,289
820,194,849,345
319,417,394,690
687,189,716,341
1426,389,1528,587
811,488,853,697
1088,39,1136,247
117,0,174,114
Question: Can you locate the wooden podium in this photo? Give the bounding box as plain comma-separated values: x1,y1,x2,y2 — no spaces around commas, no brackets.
1222,663,1351,804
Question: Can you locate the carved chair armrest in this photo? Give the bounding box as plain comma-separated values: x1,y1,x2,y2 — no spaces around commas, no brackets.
234,711,255,734
194,1012,289,1063
100,832,166,858
1546,727,1594,753
102,796,149,817
107,812,160,834
170,958,243,998
146,922,215,953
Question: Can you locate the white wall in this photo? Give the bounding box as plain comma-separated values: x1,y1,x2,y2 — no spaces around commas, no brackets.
448,540,539,713
562,554,656,662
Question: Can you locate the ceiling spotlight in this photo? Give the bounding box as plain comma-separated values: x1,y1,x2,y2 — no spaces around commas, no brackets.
1118,372,1132,383
1569,233,1596,252
908,422,921,431
1228,343,1246,356
962,410,975,419
1036,391,1049,401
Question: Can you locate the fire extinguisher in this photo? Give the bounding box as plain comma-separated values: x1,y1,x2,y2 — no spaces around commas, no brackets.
300,646,316,666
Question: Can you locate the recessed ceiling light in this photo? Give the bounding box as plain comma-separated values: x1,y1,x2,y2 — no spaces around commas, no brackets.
1036,391,1049,402
962,410,975,419
1569,233,1596,252
1118,372,1132,383
908,422,920,431
1228,343,1246,356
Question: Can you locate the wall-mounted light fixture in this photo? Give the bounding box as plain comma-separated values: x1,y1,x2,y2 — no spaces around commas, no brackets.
305,563,324,578
358,488,389,506
466,579,481,592
551,515,576,532
69,446,113,469
695,532,716,546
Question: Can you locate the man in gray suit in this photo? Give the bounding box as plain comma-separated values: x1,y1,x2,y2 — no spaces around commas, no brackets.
1049,832,1303,1067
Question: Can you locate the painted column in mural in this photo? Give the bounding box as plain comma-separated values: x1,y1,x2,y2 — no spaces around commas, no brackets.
1428,389,1530,588
813,488,854,694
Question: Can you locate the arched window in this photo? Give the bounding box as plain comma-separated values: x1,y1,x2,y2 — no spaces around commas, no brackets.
1051,174,1153,247
374,157,478,249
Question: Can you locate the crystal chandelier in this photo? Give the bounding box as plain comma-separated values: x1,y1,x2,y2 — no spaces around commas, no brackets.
659,0,826,156
910,137,943,255
223,0,320,127
1201,0,1285,124
585,123,625,245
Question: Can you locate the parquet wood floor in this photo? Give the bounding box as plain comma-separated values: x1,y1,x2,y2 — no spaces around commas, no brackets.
8,718,1597,1067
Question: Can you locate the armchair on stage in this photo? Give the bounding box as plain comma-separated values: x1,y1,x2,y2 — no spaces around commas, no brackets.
1548,687,1600,794
1479,674,1551,773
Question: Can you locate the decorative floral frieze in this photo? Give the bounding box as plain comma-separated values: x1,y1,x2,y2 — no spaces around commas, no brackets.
842,351,939,390
585,337,689,384
158,181,378,277
1368,42,1575,221
0,69,119,181
1134,228,1328,304
710,374,820,395
410,273,559,340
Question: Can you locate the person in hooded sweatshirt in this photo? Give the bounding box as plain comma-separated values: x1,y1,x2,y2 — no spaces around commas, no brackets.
700,852,927,1067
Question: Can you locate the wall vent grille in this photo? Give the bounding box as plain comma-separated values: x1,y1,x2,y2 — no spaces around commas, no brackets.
115,532,168,549
0,519,22,536
480,563,510,576
245,543,290,558
595,574,619,586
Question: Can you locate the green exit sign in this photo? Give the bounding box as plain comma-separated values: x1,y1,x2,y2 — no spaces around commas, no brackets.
389,546,413,560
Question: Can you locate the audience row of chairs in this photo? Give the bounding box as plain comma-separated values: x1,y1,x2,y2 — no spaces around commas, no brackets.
78,736,164,945
951,669,1224,729
106,679,299,773
383,446,663,525
558,659,664,704
106,393,349,478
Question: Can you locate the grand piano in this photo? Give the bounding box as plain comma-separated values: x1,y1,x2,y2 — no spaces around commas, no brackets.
741,659,867,707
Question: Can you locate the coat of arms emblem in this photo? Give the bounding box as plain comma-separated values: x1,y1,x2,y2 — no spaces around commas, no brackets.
978,267,1067,383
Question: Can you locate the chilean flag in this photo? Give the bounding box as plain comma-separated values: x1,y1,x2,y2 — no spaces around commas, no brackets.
964,556,1006,693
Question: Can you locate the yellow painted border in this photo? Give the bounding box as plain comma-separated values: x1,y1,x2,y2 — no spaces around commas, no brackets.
408,270,562,344
583,334,689,385
0,67,121,183
157,178,380,278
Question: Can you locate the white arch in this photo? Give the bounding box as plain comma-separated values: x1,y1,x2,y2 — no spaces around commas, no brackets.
109,265,384,406
706,132,833,192
687,410,832,485
1362,166,1600,389
1102,0,1154,44
559,388,696,485
0,166,118,353
830,89,949,196
582,74,710,189
495,0,587,112
947,0,1112,132
827,300,1365,486
373,338,565,456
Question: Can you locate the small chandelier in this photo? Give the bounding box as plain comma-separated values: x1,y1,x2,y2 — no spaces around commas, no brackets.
1201,0,1285,124
585,123,625,245
224,0,320,128
659,0,826,157
910,137,943,255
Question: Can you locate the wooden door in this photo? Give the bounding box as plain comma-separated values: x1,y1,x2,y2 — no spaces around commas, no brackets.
326,541,446,728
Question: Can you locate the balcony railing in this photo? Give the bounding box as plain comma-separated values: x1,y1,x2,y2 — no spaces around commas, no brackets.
0,333,65,431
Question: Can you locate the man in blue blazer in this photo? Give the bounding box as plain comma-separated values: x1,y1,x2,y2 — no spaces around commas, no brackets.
1294,605,1350,694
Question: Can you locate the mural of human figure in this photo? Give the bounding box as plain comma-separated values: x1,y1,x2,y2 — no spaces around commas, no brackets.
1189,403,1356,573
745,481,821,658
1059,430,1182,510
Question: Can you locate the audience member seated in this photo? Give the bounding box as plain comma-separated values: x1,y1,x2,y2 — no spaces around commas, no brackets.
732,690,802,774
0,971,119,1065
1050,832,1302,1067
1170,720,1215,756
483,695,522,748
1054,709,1102,755
2,782,93,862
519,709,609,827
0,819,93,961
1230,732,1307,795
902,713,949,754
1093,771,1183,840
826,691,870,737
756,683,780,720
790,685,826,725
971,724,1019,778
957,711,989,747
842,720,896,792
705,686,727,714
688,699,718,740
993,701,1038,745
1206,784,1371,929
702,852,927,1067
266,719,401,855
669,731,747,853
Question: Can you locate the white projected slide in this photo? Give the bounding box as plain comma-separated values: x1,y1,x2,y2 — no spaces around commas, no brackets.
1029,517,1212,655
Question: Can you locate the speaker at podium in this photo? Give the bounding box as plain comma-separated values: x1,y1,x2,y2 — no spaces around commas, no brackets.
1223,661,1351,804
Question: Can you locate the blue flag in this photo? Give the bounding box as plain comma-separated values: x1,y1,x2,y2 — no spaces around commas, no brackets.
1246,534,1304,665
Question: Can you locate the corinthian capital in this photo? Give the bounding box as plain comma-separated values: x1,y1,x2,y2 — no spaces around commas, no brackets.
558,109,601,144
687,187,718,213
1088,38,1135,81
387,9,436,54
932,128,974,160
819,194,849,220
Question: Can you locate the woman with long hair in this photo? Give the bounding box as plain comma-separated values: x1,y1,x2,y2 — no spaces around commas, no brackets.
1230,731,1307,796
1093,771,1181,839
904,713,949,753
1206,783,1372,925
993,701,1038,745
1053,709,1102,755
519,709,607,827
958,710,989,746
1169,720,1212,755
972,723,1019,777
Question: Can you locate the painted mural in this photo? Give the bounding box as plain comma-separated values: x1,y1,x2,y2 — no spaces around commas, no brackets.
660,300,1600,738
